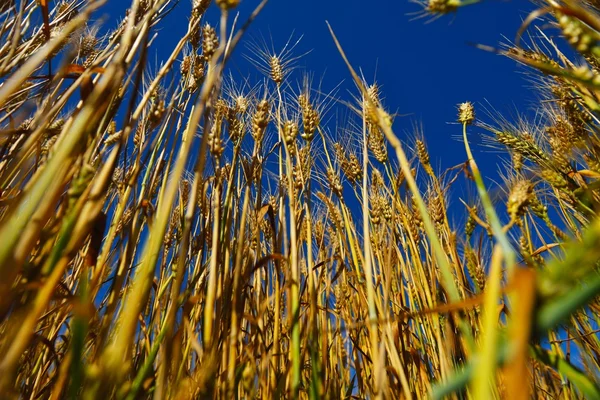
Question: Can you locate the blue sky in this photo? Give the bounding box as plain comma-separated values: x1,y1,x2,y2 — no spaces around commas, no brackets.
101,0,539,186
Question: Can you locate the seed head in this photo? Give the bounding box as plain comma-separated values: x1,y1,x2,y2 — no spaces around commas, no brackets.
507,47,561,70
507,180,533,220
283,120,299,155
416,139,433,176
298,94,319,141
133,125,145,147
180,55,191,76
251,99,270,143
327,168,343,198
225,104,244,143
298,146,311,181
115,208,133,235
428,193,444,226
465,247,485,292
406,200,423,243
541,169,569,190
364,84,381,125
335,143,361,185
269,56,283,85
457,102,475,125
193,0,211,16
208,99,227,157
40,136,58,160
148,91,165,128
367,84,380,103
193,55,206,78
234,95,249,114
557,12,600,55
202,24,219,59
465,211,475,238
512,152,523,172
367,125,388,163
370,195,383,225
78,31,99,60
317,192,343,232
427,0,460,14
47,118,65,137
371,169,385,192
216,0,240,10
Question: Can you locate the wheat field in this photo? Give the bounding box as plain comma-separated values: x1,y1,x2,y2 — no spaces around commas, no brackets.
1,0,600,399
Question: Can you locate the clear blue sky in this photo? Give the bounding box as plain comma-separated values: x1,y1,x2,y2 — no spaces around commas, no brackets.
101,0,538,183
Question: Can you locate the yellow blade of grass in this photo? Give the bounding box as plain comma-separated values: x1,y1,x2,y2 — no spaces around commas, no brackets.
471,245,503,399
504,267,536,400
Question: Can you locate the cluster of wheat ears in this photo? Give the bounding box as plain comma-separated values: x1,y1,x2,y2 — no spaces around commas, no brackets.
2,0,600,398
